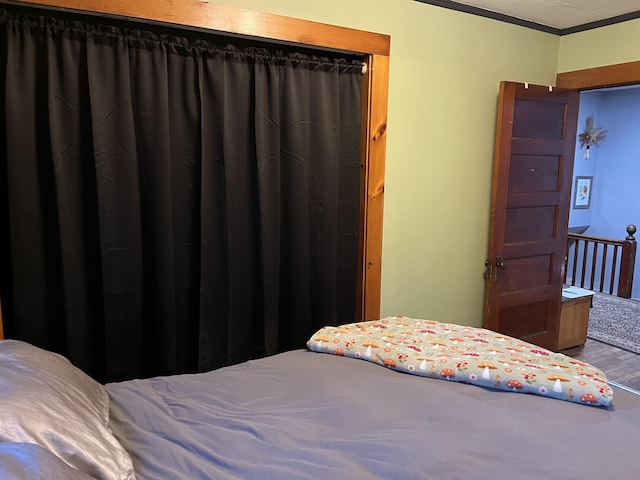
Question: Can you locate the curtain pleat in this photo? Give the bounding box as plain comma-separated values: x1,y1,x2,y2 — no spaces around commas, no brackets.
0,7,363,382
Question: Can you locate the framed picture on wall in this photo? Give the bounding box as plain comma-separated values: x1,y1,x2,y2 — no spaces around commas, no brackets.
573,176,593,209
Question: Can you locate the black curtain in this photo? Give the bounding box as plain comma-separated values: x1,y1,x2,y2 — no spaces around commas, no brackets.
0,7,363,382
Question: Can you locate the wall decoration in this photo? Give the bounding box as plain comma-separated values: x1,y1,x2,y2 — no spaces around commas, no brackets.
578,114,607,159
573,176,593,209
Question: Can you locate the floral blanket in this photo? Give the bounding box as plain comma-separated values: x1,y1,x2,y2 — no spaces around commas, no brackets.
307,316,613,407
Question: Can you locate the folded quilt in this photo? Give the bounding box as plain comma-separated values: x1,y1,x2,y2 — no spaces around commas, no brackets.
307,316,613,407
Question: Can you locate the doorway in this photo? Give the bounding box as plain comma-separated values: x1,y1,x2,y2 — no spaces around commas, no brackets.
569,86,640,299
483,60,640,348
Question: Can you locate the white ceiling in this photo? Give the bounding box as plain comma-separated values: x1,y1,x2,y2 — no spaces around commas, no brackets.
450,0,640,30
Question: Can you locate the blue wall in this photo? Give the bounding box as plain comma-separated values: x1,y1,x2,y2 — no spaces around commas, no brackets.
569,87,640,299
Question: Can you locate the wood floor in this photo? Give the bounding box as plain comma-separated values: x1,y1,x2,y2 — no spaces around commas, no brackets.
562,338,640,392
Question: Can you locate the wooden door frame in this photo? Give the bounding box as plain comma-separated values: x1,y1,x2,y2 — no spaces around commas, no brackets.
556,61,640,90
9,0,390,321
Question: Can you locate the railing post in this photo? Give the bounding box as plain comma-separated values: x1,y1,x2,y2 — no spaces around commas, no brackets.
617,224,637,298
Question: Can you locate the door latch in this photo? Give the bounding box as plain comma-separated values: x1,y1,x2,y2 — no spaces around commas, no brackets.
484,257,506,280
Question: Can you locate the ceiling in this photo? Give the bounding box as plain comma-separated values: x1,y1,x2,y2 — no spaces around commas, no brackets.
419,0,640,34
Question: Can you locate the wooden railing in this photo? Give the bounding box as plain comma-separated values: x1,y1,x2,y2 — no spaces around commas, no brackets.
564,224,637,298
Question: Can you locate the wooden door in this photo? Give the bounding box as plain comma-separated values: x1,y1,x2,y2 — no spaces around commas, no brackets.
483,81,579,350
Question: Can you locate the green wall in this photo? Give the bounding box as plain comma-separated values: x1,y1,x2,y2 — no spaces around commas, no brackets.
215,0,560,327
558,19,640,72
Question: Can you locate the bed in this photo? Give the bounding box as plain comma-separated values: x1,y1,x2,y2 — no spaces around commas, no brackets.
1,317,639,479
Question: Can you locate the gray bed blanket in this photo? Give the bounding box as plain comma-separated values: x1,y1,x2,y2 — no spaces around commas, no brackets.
106,349,640,479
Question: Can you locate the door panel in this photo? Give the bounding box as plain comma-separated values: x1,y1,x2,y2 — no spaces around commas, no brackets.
483,81,579,351
499,301,549,338
500,256,552,293
512,99,566,138
505,207,556,242
509,156,560,192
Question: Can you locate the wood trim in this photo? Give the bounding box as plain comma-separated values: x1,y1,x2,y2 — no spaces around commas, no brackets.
361,54,389,321
11,0,390,56
9,0,390,322
556,60,640,90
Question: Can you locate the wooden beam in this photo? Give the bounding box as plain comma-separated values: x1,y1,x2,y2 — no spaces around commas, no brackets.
11,0,390,56
556,60,640,90
362,54,389,321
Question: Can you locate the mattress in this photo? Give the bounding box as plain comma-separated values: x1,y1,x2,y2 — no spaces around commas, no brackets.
105,349,640,479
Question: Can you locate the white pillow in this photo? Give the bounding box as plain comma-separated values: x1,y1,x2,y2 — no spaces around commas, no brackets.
0,442,96,480
0,340,135,479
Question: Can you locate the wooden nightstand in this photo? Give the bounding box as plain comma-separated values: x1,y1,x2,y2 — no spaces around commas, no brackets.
558,287,594,350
